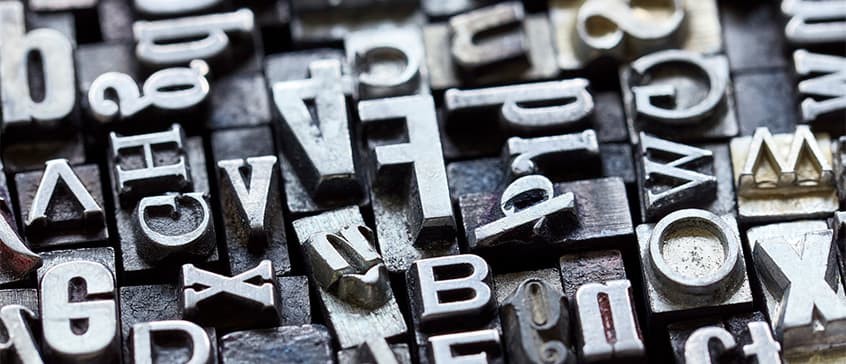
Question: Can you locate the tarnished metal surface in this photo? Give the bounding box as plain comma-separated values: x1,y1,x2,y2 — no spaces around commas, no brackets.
0,1,842,363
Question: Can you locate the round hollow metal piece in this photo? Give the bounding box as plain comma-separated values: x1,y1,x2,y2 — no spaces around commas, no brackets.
647,209,741,295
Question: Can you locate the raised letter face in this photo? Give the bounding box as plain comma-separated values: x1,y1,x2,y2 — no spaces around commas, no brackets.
0,1,75,128
750,223,846,353
304,225,391,309
637,134,717,221
40,261,119,363
793,50,846,123
293,207,407,349
133,9,255,68
449,2,528,72
445,79,594,135
730,126,838,222
131,320,213,364
575,279,644,362
135,192,215,263
272,59,362,204
413,254,494,326
88,62,210,123
0,305,43,364
782,0,846,45
428,329,502,364
109,125,192,206
359,95,457,272
471,175,576,249
217,156,277,250
180,260,281,330
637,209,751,316
346,27,427,99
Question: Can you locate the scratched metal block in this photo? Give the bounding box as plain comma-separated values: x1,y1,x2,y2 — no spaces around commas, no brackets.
549,0,722,70
206,73,273,130
292,207,408,349
210,126,290,276
668,312,782,364
635,140,736,222
220,325,334,364
837,212,846,287
620,51,739,144
730,127,838,222
264,49,348,85
264,49,369,215
0,289,38,313
459,177,633,264
276,276,312,326
14,163,109,249
733,71,799,136
407,255,505,364
108,129,220,277
290,3,422,45
559,250,627,301
119,284,219,364
337,343,413,364
719,1,788,73
424,8,557,90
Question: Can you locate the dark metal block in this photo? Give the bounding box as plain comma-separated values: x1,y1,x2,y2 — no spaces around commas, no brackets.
75,42,139,111
668,312,781,364
0,289,38,313
720,1,788,73
424,9,557,90
15,162,109,249
290,4,422,45
733,71,799,136
206,73,273,130
220,325,334,364
119,284,219,364
559,250,626,301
